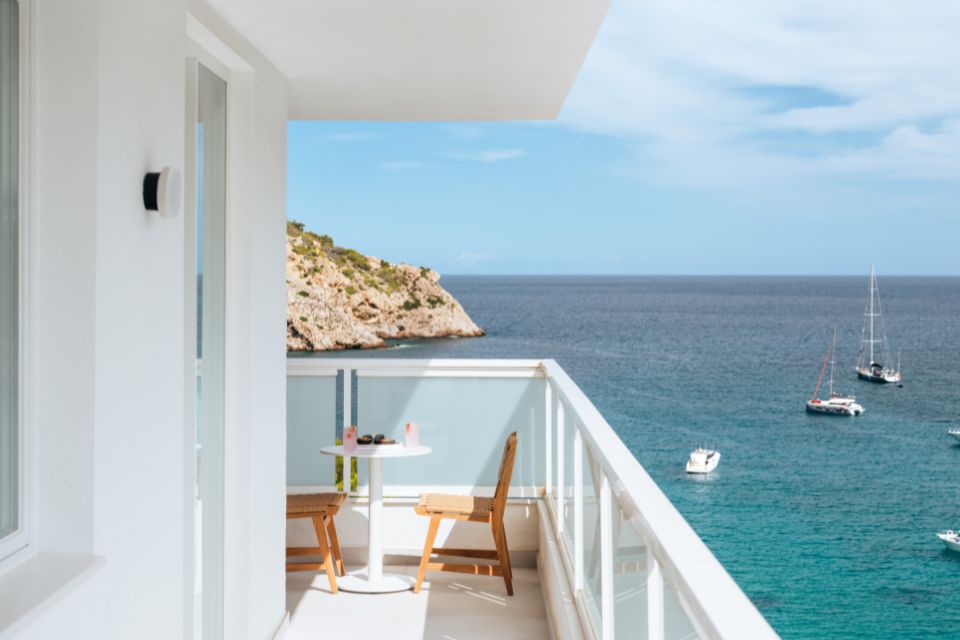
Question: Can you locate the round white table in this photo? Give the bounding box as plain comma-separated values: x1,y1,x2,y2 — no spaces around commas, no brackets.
320,444,432,593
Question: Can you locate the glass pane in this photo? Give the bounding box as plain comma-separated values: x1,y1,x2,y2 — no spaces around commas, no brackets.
287,376,337,485
354,376,544,489
665,578,703,640
581,447,603,628
560,399,573,560
614,505,649,638
196,63,226,640
0,0,19,542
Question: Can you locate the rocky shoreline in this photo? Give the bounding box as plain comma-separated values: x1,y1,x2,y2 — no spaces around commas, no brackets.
286,221,484,351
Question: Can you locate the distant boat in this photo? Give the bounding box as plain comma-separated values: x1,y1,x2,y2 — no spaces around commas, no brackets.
936,530,960,553
857,265,902,384
686,447,720,474
807,327,864,416
948,429,960,443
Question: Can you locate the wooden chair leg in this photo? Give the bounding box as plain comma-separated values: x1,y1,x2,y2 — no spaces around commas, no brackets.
325,514,345,576
312,515,338,594
493,520,513,596
414,516,441,594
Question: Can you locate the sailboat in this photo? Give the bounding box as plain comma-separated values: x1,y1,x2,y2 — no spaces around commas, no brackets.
857,265,902,383
807,327,864,416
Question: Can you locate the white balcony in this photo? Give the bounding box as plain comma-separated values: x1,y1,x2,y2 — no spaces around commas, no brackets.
285,359,778,639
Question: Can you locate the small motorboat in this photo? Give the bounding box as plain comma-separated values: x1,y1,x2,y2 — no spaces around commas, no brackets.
948,429,960,443
686,448,720,474
936,530,960,553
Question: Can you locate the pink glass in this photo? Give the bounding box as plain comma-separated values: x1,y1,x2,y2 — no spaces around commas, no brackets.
343,425,358,452
404,422,419,448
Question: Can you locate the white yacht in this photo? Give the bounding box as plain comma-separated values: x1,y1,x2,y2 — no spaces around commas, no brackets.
807,327,864,416
936,530,960,553
686,448,720,474
948,429,960,443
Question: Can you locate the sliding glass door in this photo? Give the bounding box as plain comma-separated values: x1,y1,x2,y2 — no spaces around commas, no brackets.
0,0,20,553
192,62,227,640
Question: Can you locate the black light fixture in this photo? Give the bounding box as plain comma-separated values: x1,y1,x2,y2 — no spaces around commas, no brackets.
143,166,182,219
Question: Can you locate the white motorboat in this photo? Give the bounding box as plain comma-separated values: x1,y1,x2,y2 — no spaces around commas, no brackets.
936,530,960,553
807,327,864,416
686,448,720,474
856,265,902,383
948,429,960,443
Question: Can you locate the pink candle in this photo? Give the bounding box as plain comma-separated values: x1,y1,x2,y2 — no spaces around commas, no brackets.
404,422,419,448
344,425,358,452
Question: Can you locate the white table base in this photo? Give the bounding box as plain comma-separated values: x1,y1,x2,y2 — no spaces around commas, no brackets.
337,456,414,594
337,572,415,594
321,445,431,594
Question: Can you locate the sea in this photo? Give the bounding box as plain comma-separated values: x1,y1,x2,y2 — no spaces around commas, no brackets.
317,275,960,639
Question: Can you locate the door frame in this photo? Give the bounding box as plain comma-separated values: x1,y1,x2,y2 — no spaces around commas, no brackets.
184,19,257,639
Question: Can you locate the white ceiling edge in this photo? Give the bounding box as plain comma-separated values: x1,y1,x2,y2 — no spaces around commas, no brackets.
206,0,611,121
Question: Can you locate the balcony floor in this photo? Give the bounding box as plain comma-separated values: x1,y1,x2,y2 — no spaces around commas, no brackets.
286,564,550,639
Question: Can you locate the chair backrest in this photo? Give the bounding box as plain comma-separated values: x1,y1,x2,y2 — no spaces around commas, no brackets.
492,432,518,520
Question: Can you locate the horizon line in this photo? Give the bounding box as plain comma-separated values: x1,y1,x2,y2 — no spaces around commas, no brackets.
437,272,960,278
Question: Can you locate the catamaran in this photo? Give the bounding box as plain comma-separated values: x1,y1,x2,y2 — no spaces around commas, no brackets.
807,327,864,416
857,265,901,383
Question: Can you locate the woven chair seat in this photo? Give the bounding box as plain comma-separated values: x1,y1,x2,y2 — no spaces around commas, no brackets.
413,432,517,596
418,493,494,519
287,492,346,516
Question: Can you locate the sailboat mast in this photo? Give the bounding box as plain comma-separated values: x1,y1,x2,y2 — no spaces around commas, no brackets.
812,345,830,400
829,326,837,396
869,264,875,364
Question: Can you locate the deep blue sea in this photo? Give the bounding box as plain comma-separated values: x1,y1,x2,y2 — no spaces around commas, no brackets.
322,275,960,639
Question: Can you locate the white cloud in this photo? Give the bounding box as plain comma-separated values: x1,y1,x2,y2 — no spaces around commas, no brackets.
451,252,495,266
823,119,960,181
561,0,960,186
442,149,527,163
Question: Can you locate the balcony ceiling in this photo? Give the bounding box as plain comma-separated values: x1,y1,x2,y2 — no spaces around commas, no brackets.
207,0,610,120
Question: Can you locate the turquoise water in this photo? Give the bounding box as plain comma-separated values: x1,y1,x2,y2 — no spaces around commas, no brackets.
322,275,960,639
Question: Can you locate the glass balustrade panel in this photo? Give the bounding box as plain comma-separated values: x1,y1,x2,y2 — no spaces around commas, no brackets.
581,445,603,630
614,503,650,639
339,375,546,490
286,375,337,485
665,576,704,640
560,398,574,561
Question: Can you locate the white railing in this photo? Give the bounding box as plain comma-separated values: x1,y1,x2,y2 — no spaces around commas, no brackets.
542,361,778,640
286,357,778,640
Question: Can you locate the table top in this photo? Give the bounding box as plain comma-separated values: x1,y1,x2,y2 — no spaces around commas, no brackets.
320,444,432,459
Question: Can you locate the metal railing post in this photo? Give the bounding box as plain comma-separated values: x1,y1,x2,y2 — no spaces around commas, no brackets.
648,554,664,640
573,425,584,593
555,399,565,536
343,369,352,492
545,382,553,498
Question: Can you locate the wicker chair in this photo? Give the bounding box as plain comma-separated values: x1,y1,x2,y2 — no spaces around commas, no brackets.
286,492,346,593
413,432,518,595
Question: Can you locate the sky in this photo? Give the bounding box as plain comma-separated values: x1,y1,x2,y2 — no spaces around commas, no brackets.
287,0,960,276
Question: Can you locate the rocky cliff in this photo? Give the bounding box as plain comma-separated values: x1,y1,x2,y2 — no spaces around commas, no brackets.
286,221,484,351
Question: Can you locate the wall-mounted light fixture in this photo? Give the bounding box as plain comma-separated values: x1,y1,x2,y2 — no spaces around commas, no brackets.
143,167,182,219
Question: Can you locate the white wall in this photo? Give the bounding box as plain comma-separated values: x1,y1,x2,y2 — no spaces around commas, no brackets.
9,1,289,638
32,0,99,558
